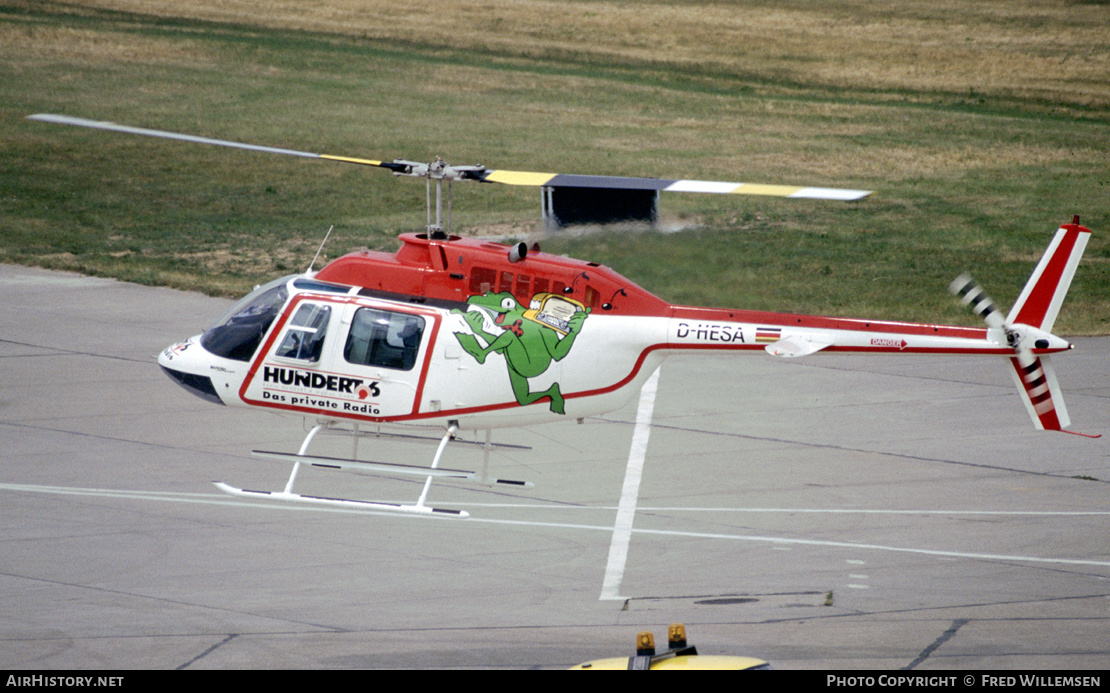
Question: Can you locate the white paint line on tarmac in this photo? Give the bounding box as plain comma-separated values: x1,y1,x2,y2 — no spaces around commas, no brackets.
599,366,661,601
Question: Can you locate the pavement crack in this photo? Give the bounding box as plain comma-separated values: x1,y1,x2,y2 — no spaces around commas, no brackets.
904,618,968,670
178,633,238,670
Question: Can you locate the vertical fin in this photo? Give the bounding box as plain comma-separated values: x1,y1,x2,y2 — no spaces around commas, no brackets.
1007,220,1091,332
1008,355,1069,431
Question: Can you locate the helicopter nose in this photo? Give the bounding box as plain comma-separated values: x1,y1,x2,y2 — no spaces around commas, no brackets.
157,337,225,405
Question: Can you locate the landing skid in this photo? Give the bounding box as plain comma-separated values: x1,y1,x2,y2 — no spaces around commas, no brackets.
213,481,468,517
251,450,533,487
318,423,532,452
213,420,532,517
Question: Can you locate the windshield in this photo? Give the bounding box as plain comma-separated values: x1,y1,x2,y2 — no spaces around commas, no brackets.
200,276,292,361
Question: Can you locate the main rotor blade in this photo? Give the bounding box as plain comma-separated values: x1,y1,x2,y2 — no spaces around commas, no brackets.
476,169,872,201
26,113,395,170
28,114,873,199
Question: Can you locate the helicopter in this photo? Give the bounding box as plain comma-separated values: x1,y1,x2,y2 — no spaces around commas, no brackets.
26,114,1096,518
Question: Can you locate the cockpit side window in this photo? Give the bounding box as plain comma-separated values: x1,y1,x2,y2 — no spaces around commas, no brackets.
344,307,425,371
201,277,290,362
275,303,331,362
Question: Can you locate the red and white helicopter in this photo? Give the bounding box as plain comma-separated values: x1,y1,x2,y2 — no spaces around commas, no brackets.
28,114,1096,518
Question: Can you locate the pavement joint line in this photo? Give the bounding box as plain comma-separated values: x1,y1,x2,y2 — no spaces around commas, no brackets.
4,480,1108,568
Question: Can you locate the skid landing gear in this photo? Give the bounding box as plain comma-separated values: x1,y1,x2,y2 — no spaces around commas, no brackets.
214,420,533,518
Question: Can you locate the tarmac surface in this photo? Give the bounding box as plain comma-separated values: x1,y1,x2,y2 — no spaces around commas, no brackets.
1,263,1107,670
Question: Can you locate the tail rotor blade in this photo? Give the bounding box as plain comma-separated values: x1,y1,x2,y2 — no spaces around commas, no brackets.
949,273,1005,329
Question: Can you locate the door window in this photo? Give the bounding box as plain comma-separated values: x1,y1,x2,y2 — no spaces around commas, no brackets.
344,307,425,371
275,303,332,362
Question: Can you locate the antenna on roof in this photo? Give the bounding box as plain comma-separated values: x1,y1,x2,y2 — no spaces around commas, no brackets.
306,225,334,276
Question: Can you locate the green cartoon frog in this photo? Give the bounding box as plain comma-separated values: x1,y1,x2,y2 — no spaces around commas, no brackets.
453,292,590,414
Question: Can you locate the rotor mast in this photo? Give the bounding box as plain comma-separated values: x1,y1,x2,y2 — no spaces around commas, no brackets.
391,157,487,239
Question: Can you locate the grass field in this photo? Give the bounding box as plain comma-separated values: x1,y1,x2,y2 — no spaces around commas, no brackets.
2,0,1108,331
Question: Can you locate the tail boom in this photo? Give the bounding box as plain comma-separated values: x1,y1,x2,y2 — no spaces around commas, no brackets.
664,219,1091,433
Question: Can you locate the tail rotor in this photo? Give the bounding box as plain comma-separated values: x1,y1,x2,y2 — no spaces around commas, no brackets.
948,218,1096,437
949,273,1035,368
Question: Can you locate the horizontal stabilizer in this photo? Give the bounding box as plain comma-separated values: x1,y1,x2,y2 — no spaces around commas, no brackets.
764,335,833,358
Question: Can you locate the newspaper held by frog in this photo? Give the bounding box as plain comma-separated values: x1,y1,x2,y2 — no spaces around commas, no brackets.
524,293,586,335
